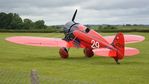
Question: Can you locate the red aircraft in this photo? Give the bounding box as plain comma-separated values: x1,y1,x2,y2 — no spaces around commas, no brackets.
6,9,145,64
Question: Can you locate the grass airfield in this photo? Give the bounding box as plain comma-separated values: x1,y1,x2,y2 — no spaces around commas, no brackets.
0,32,149,84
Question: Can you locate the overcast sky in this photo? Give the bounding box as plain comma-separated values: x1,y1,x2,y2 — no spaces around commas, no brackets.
0,0,149,25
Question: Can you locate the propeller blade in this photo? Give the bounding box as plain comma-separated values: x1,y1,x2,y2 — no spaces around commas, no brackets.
72,9,77,22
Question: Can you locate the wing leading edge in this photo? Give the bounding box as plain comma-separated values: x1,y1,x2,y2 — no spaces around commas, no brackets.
6,36,70,47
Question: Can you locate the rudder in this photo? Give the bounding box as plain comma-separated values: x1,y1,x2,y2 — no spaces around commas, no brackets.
112,32,125,63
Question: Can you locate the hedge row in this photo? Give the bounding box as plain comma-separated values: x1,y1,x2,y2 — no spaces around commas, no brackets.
0,29,149,33
95,29,149,33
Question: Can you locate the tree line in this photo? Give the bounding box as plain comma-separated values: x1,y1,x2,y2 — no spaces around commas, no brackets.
0,12,148,33
0,12,47,29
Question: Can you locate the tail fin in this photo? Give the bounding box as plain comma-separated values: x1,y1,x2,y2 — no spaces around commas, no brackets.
112,32,125,64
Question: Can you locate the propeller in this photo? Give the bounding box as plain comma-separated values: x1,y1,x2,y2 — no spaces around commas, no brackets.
64,9,78,41
72,9,77,22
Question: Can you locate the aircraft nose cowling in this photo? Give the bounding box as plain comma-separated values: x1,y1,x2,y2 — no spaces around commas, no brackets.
64,21,75,33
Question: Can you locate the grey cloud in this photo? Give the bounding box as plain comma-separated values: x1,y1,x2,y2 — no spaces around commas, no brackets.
82,0,149,10
0,0,84,9
0,0,149,25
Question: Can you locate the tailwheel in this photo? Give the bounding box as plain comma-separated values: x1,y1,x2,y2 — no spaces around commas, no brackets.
83,48,94,58
59,47,69,59
114,57,120,64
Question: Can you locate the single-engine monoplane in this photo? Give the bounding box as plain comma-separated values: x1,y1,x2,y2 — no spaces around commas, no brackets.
6,9,145,64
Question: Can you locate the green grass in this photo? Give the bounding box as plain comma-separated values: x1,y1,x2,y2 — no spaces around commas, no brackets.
0,32,149,84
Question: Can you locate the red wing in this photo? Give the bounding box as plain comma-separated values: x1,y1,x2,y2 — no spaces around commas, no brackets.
6,36,71,47
93,47,140,57
104,35,145,44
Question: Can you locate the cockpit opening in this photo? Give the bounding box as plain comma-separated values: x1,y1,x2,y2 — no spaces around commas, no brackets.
85,27,90,33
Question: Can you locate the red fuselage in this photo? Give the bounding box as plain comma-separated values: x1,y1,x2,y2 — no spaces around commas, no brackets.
66,24,116,50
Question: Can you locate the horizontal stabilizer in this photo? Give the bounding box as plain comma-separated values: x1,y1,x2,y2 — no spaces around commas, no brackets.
104,35,145,44
93,47,140,57
124,47,140,56
93,48,116,57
